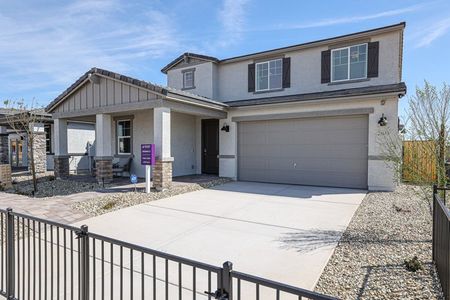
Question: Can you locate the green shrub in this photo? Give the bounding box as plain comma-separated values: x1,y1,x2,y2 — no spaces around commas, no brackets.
102,201,117,210
404,256,423,272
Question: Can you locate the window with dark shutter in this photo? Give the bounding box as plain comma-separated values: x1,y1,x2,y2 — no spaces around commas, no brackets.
321,50,331,83
248,63,255,92
282,57,291,88
367,41,379,78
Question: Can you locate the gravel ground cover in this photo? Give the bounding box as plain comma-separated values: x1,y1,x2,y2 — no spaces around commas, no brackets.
314,185,444,299
74,177,231,216
6,173,108,197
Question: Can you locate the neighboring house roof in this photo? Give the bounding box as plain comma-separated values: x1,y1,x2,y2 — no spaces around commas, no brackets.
161,53,220,74
224,83,407,107
45,68,228,113
162,22,406,74
0,108,52,127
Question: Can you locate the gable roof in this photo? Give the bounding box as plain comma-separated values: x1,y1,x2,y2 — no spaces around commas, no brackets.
161,53,220,74
45,67,227,113
162,22,405,73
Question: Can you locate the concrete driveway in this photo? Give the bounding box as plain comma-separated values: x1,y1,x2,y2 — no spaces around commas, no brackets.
76,181,365,290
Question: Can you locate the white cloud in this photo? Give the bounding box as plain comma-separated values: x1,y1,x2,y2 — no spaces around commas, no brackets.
216,0,249,47
272,4,423,30
415,17,450,48
0,0,180,98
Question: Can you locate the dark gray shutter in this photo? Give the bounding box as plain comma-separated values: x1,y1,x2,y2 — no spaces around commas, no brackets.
321,50,331,83
367,41,379,78
248,63,255,92
282,57,291,88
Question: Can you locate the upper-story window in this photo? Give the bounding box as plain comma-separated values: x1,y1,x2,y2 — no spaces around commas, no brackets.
256,59,282,91
182,69,195,89
331,43,367,82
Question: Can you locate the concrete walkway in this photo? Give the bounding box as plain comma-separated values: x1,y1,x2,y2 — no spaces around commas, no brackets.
75,181,366,290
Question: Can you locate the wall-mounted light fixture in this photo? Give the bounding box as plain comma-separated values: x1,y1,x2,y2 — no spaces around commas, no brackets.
378,113,388,126
221,123,230,132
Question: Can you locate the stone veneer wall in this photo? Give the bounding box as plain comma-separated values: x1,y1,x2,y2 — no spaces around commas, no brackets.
0,135,8,164
95,158,113,184
153,160,172,190
0,164,12,189
28,133,46,174
54,156,69,179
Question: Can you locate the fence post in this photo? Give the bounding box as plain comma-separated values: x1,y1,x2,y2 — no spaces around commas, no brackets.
78,225,90,300
221,261,233,299
5,208,14,299
432,185,437,261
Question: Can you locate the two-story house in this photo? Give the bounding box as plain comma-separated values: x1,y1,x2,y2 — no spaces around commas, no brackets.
45,22,406,191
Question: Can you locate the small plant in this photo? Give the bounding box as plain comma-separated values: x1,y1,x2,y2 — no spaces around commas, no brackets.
404,256,423,272
102,201,117,210
393,204,411,213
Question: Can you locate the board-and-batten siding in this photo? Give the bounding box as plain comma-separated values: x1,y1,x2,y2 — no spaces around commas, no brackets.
54,76,160,113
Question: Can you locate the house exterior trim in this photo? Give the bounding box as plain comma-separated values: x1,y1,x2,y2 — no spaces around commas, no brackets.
225,83,406,107
231,107,374,122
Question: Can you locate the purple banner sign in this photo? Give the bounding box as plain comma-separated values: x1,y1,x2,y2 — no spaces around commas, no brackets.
141,144,155,166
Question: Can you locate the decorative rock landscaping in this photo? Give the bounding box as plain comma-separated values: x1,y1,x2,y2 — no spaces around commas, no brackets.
74,177,231,216
6,172,108,197
314,185,444,299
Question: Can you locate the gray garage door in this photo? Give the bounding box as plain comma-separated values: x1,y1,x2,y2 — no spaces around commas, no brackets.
238,115,368,189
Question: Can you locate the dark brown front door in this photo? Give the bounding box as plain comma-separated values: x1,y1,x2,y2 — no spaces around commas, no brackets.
202,119,219,174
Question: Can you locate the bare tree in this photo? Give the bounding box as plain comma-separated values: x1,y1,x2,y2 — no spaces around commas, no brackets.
2,99,46,193
379,81,450,189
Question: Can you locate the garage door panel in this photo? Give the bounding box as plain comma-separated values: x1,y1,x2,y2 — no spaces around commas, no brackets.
266,157,367,173
274,144,367,159
265,169,366,189
292,115,367,130
238,115,368,189
289,129,367,145
239,132,267,145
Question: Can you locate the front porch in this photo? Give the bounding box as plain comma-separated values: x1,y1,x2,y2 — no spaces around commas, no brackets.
46,68,228,190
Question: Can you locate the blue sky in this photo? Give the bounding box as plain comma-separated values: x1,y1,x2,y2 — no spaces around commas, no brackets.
0,0,449,116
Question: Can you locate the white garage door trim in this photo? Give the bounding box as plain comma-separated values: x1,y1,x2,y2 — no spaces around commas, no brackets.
237,114,369,189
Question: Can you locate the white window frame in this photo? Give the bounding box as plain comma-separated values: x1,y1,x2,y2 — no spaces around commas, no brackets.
117,119,132,155
183,70,195,89
331,43,368,82
255,58,283,92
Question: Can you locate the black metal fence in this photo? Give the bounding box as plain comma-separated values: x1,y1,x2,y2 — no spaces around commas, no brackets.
432,185,450,300
0,208,336,300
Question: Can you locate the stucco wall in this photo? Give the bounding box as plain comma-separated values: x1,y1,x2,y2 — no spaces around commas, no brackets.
165,30,402,103
111,109,197,178
171,112,197,176
167,62,216,99
67,122,95,154
217,31,402,101
219,95,400,191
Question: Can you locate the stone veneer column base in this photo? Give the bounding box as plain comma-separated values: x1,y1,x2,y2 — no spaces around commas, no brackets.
0,164,12,189
0,135,8,164
29,133,46,174
153,159,173,191
54,155,70,179
95,157,113,184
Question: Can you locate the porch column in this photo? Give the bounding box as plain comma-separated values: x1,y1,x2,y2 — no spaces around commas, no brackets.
54,119,69,179
95,114,113,184
0,126,8,164
28,123,46,174
153,107,173,190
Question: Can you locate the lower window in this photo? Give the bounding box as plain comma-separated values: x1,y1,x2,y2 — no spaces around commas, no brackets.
117,120,131,154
